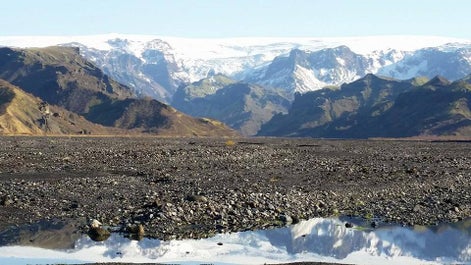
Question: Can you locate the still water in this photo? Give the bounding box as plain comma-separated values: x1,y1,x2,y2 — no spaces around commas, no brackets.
0,217,469,265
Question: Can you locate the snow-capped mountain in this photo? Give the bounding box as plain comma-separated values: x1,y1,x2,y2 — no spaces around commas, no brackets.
244,46,406,93
243,43,471,93
1,34,470,102
62,39,185,100
377,44,471,80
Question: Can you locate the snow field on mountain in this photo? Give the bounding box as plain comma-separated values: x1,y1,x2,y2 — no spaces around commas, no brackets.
1,34,470,97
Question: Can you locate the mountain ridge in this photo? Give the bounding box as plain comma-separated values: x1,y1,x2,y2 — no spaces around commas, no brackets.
1,35,471,137
0,79,127,135
258,74,471,138
0,46,238,137
1,34,470,102
172,77,291,136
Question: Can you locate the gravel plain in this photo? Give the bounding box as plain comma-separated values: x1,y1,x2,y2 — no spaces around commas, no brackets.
0,136,469,244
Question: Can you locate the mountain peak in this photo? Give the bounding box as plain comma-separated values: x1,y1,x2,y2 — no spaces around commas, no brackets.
331,45,353,53
425,75,451,87
288,48,308,60
363,73,381,80
349,73,390,87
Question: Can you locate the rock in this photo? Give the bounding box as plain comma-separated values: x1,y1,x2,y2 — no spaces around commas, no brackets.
279,214,293,225
87,219,110,241
413,204,422,212
127,224,145,236
89,219,102,228
317,200,326,208
69,201,80,209
185,194,208,202
88,227,110,241
345,222,353,228
1,197,13,206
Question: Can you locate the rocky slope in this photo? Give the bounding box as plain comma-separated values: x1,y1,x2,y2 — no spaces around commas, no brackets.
64,39,184,101
0,46,134,114
172,76,291,136
259,74,471,138
377,44,471,81
244,46,402,93
0,47,238,137
0,79,124,135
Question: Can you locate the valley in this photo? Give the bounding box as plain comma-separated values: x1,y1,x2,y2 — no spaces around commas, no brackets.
1,1,470,264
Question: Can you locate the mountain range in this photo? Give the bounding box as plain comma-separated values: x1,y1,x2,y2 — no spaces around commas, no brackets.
1,35,471,137
2,35,470,100
259,74,471,138
0,46,237,136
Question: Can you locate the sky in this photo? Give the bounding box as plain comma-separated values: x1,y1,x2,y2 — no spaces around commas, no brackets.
1,0,470,39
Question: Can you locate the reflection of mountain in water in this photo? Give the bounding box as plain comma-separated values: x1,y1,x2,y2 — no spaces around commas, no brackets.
263,218,471,262
73,234,163,259
70,218,471,263
0,217,470,264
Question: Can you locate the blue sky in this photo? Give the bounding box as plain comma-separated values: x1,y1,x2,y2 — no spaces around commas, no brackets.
1,0,469,38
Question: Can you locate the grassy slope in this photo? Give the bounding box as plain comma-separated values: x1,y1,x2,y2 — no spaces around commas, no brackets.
0,79,128,135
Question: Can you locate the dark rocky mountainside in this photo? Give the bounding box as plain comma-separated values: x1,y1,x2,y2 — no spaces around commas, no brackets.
259,74,471,138
0,47,238,136
0,79,125,135
0,46,133,114
373,75,471,137
172,76,291,136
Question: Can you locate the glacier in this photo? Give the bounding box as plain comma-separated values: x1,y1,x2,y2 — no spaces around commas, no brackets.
1,34,470,102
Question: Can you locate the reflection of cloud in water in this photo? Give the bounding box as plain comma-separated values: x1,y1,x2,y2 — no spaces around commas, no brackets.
0,217,469,264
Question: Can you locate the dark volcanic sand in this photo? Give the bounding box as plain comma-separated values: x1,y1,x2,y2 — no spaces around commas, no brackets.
0,136,469,243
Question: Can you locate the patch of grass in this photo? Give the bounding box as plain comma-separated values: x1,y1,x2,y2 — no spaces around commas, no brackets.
269,176,280,182
331,208,340,216
364,212,374,220
353,225,369,231
225,140,236,147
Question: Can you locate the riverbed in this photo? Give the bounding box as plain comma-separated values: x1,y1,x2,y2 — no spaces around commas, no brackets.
0,136,469,263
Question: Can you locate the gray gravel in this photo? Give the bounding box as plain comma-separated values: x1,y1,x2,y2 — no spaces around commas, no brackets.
0,136,469,241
